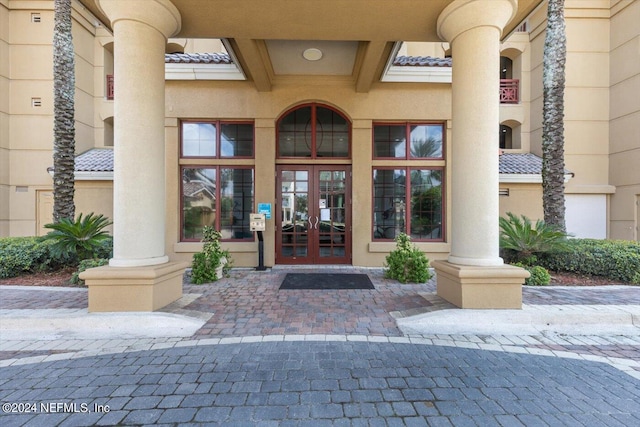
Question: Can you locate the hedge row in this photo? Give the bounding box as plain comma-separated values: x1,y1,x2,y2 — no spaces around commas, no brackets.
538,239,640,284
0,237,64,278
0,236,112,279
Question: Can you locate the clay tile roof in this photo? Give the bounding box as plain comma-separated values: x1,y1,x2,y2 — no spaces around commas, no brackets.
393,56,452,67
499,153,546,174
165,52,232,64
62,150,564,178
74,148,114,172
499,152,572,175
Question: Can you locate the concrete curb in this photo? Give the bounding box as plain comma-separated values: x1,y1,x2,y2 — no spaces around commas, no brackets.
0,309,206,340
397,304,640,336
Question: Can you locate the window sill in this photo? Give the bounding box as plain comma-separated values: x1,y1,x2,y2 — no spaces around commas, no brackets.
174,241,257,253
368,241,450,253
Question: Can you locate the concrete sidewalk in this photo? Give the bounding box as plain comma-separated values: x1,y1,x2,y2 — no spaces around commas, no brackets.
397,301,640,336
1,273,639,372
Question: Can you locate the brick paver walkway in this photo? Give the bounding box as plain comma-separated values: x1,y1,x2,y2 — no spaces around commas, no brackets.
1,341,639,426
183,268,432,337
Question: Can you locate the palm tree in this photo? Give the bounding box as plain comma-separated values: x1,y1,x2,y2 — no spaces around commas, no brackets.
541,0,567,232
52,0,76,222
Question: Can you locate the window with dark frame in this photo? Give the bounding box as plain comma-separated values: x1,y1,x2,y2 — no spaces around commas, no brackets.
181,120,254,158
372,121,445,242
373,168,443,242
277,103,350,158
180,121,255,242
373,123,444,159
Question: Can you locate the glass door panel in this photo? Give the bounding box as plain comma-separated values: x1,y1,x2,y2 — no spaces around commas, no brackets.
317,169,347,261
277,165,350,264
279,169,311,262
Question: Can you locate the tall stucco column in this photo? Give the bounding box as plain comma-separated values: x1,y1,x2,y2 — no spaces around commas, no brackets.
432,0,529,308
80,1,187,312
97,0,180,267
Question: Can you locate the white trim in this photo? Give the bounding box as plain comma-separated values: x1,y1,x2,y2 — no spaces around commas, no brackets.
48,170,114,181
381,65,452,83
75,171,114,180
165,63,246,81
499,173,573,184
221,38,246,79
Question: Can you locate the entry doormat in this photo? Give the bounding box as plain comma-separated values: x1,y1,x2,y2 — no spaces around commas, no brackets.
279,273,375,290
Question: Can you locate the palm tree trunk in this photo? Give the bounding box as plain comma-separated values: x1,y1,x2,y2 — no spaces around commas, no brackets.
542,0,567,232
53,0,76,222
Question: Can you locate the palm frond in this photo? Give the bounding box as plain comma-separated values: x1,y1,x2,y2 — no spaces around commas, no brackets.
499,212,570,264
43,212,112,261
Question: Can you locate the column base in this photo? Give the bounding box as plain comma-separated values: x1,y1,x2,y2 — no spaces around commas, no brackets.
80,262,188,312
432,260,529,309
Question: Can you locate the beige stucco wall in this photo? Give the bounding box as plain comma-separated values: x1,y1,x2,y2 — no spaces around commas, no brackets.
75,180,114,230
499,183,544,221
500,32,531,153
35,181,114,236
5,6,56,236
609,0,640,240
166,80,453,267
1,1,101,237
524,0,636,239
1,1,10,236
529,1,611,190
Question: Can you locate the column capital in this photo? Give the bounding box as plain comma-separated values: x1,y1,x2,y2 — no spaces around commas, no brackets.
97,0,181,39
437,0,517,43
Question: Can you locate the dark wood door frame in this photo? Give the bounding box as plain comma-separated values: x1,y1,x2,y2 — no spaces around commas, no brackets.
276,165,351,264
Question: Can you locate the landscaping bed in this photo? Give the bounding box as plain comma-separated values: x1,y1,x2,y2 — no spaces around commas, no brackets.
0,268,627,288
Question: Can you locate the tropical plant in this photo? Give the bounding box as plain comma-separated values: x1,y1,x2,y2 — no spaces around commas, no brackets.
43,213,113,262
384,233,432,284
541,0,567,232
53,0,76,222
70,258,109,286
499,212,569,265
515,263,551,286
191,226,232,284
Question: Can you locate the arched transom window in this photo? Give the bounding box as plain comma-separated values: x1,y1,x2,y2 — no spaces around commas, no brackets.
277,103,350,158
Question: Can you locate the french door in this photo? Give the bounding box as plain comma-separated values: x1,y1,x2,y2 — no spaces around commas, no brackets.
276,165,351,264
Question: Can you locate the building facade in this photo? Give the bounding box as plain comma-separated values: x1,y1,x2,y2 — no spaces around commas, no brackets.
1,0,638,310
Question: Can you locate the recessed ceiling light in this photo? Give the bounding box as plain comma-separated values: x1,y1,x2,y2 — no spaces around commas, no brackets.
302,48,323,61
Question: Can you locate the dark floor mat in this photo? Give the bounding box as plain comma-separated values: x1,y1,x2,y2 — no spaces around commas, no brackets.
279,273,375,290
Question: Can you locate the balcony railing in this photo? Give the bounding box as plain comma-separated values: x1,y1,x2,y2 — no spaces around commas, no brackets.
106,74,114,100
500,79,519,104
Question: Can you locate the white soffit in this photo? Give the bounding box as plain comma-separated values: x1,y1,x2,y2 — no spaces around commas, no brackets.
266,40,359,76
381,42,451,83
499,174,573,184
381,65,452,83
165,63,246,81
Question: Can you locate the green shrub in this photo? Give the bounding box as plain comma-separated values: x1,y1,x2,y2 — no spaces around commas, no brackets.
499,212,570,265
539,239,640,284
515,263,551,286
384,233,432,284
191,226,232,284
0,237,69,278
70,258,109,286
42,213,112,263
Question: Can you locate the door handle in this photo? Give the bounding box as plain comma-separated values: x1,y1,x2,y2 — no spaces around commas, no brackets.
313,216,319,229
307,217,312,231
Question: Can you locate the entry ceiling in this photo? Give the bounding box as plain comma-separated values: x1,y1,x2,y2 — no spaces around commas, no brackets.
79,0,542,92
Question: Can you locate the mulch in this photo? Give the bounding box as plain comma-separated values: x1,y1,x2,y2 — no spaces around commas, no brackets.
0,267,79,287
